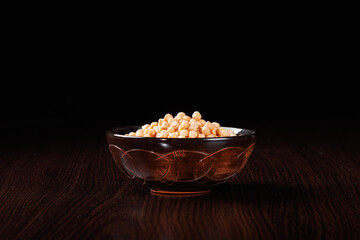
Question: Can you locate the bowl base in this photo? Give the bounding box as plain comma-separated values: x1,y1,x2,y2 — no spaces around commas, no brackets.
150,188,211,197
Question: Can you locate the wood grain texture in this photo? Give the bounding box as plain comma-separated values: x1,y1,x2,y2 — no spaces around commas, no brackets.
0,126,359,240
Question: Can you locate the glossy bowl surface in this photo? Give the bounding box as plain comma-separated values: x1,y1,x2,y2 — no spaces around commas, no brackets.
106,125,256,196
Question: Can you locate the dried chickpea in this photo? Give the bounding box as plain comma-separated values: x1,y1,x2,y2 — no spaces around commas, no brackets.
161,121,170,129
188,122,199,132
179,129,189,137
168,132,179,138
212,122,220,128
189,119,197,125
136,129,144,137
205,121,215,130
170,121,179,130
201,126,211,136
144,128,156,137
175,112,185,119
164,113,173,121
216,127,224,135
167,117,175,124
127,111,237,138
192,111,202,121
157,130,169,138
153,126,162,133
158,118,166,126
167,126,176,133
199,119,206,127
189,130,198,138
179,121,189,131
219,128,230,137
221,131,230,137
182,115,191,121
179,119,186,125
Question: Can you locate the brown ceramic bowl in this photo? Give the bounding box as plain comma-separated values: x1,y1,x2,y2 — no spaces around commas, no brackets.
106,125,256,196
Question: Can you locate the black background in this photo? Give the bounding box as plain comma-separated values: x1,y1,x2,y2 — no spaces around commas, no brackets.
1,17,358,144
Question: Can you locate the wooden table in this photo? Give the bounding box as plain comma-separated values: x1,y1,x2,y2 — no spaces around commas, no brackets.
0,123,359,239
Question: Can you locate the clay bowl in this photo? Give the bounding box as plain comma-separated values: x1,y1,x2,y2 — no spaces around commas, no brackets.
106,125,256,196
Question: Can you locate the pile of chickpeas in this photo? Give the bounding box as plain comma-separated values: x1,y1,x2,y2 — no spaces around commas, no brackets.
125,111,237,138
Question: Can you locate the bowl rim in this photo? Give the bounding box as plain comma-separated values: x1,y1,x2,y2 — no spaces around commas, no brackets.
106,125,256,141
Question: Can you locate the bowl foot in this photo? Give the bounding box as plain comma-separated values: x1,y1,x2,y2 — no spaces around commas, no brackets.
150,188,211,197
